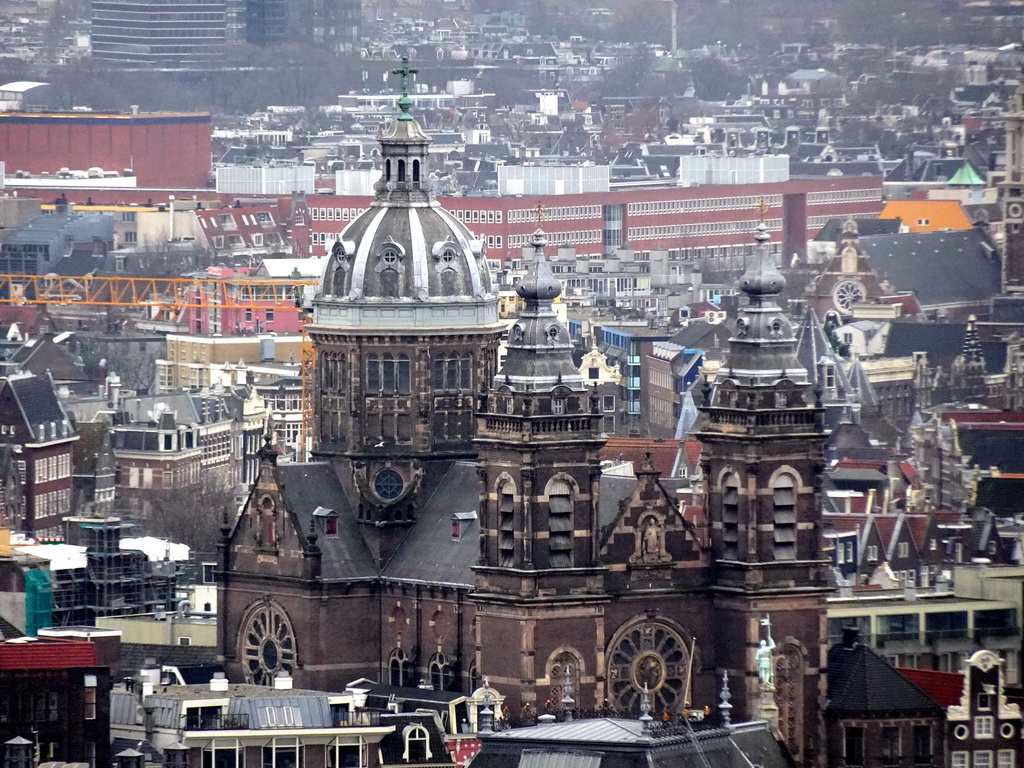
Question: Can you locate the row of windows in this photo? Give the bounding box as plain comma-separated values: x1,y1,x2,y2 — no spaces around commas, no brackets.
627,218,783,241
508,205,601,223
508,230,601,248
627,194,784,217
311,207,367,222
454,209,503,224
843,724,932,766
35,488,71,519
35,453,71,484
808,188,879,204
952,751,1016,768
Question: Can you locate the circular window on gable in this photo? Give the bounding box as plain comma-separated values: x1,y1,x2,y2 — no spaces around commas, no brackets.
374,468,404,501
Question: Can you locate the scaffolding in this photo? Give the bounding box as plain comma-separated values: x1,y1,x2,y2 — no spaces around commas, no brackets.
43,516,180,626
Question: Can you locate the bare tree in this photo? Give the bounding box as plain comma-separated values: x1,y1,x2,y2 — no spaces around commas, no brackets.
143,483,237,558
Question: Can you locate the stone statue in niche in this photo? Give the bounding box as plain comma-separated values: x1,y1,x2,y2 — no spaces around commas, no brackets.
630,509,671,565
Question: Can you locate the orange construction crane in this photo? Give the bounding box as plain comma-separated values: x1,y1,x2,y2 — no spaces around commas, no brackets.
0,272,321,458
0,274,317,310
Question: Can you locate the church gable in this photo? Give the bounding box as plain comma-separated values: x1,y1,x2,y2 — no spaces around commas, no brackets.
228,453,312,579
599,459,705,588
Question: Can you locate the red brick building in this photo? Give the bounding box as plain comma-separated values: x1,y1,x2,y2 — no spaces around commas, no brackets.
0,374,78,536
300,176,883,265
0,636,111,767
0,111,212,188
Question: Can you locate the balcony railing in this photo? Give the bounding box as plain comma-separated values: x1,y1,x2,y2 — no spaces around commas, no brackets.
976,626,1022,639
332,710,383,728
187,713,250,731
876,631,920,644
925,628,970,641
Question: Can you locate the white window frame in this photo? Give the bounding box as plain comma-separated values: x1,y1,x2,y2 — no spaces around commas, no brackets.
976,715,995,738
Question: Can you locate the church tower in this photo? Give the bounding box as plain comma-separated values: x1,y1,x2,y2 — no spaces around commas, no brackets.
308,57,505,557
1002,79,1024,293
472,228,607,710
695,222,831,763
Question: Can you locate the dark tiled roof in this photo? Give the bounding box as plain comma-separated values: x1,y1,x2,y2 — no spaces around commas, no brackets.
276,462,376,581
883,321,965,368
379,713,453,766
813,218,901,243
975,477,1024,516
120,643,220,676
859,229,999,308
826,641,942,714
0,613,23,639
958,428,1024,473
991,296,1024,323
383,461,480,586
6,374,74,436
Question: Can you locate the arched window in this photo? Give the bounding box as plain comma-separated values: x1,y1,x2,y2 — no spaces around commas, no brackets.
397,159,406,182
773,474,797,560
722,475,740,560
366,354,380,391
413,159,420,182
367,354,411,394
547,478,573,568
497,481,515,567
385,160,392,181
428,652,454,691
402,725,431,762
389,648,414,687
549,649,583,707
433,354,472,391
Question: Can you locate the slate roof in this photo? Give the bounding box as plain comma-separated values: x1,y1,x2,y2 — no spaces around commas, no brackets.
826,641,942,714
383,461,480,586
858,229,999,308
846,358,879,408
597,474,638,532
6,373,75,440
276,462,376,581
794,309,851,393
975,477,1024,516
475,720,791,768
991,296,1024,323
884,321,966,368
813,218,901,242
119,642,220,677
957,428,1024,473
379,713,452,766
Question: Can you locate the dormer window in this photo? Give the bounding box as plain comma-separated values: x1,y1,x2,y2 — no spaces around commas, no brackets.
553,398,565,414
402,725,432,762
823,364,836,390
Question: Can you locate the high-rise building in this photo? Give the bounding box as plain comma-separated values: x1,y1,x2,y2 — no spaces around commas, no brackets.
91,0,228,67
232,0,360,51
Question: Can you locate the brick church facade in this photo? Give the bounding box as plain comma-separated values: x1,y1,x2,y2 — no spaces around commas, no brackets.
218,75,831,765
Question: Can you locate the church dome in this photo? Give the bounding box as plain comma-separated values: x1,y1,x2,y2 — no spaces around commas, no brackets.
313,63,498,331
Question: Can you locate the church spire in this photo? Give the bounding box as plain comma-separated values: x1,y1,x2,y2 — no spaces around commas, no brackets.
374,52,431,204
495,223,584,392
717,222,807,390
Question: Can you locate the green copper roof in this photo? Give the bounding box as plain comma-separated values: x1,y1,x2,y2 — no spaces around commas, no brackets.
948,162,984,186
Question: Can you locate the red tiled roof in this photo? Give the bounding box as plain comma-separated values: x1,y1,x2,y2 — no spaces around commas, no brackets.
601,437,679,477
879,293,922,315
940,412,1024,426
0,637,97,669
897,668,964,708
683,439,702,470
899,460,918,483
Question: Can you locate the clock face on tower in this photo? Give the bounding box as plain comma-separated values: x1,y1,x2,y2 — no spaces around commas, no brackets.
607,620,692,713
832,279,866,312
240,600,297,686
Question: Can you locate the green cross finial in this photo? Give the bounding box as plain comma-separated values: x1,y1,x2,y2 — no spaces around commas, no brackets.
391,54,418,121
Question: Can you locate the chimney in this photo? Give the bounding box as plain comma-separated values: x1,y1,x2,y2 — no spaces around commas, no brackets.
841,626,859,649
210,672,229,692
273,671,293,690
